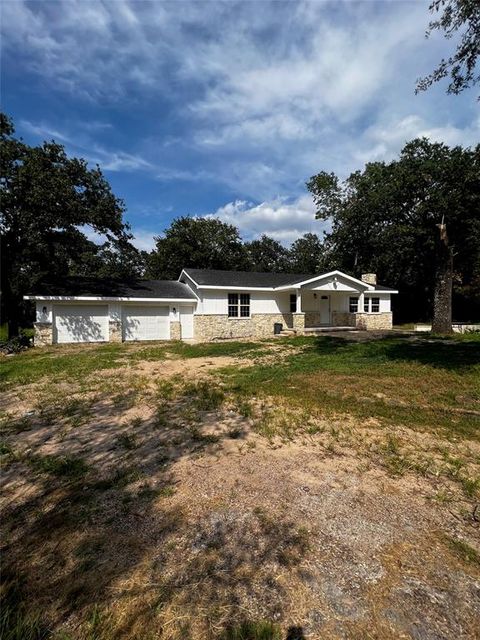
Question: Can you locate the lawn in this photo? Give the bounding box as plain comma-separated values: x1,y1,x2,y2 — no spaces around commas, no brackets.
1,333,479,640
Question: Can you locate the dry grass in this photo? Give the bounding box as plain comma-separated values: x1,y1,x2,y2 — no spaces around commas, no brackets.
1,334,479,639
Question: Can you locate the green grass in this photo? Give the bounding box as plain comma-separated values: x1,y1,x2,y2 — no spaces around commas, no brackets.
0,340,268,391
29,454,89,478
222,621,281,640
218,334,480,439
446,536,480,566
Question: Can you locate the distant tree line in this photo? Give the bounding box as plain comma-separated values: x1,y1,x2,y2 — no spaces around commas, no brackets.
1,112,479,333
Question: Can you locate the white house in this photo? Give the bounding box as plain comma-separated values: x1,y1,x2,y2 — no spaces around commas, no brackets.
25,268,397,345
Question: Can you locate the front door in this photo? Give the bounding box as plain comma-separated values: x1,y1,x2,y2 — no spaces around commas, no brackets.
319,295,330,324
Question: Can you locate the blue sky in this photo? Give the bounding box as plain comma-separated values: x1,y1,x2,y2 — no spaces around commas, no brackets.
2,0,478,250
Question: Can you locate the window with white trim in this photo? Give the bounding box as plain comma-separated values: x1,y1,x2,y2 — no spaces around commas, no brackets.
228,293,250,317
364,297,370,312
290,294,297,313
371,297,380,313
349,296,359,313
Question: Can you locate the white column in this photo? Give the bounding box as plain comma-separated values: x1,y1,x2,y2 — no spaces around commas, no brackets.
296,289,301,313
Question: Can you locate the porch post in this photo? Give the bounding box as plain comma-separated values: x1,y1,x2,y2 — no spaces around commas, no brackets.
296,289,301,313
292,288,305,333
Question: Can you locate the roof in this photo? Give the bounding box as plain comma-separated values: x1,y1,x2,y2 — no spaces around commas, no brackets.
182,268,313,288
182,268,395,291
26,277,197,300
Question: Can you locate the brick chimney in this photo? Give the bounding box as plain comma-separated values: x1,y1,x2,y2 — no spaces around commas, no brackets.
361,273,377,285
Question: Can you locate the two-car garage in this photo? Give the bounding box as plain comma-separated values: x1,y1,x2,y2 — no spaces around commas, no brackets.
53,304,172,342
29,279,197,345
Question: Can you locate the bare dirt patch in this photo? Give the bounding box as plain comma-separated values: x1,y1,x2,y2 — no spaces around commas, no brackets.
1,342,479,639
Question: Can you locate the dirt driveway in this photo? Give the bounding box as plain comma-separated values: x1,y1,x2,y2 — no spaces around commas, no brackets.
1,338,479,639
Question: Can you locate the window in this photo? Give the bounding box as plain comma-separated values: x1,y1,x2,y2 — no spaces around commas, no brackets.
349,296,359,313
290,294,297,313
371,297,380,313
228,293,250,317
240,293,250,317
364,297,370,312
228,293,238,317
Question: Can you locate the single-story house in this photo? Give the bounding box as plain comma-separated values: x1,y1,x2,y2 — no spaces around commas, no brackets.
25,269,398,346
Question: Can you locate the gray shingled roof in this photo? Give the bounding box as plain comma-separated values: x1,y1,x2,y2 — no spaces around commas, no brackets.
182,268,313,288
28,277,197,299
182,268,395,290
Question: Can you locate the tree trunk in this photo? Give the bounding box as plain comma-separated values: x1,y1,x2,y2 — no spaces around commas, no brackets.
431,222,453,334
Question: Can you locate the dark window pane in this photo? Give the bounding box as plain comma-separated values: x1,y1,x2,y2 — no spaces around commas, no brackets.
228,305,238,317
290,294,297,313
240,293,250,305
364,297,369,312
240,306,250,317
228,293,238,305
349,297,358,313
372,297,380,312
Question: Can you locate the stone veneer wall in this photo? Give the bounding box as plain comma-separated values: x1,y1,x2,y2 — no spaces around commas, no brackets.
194,313,295,341
304,312,322,328
34,322,53,346
331,311,356,327
109,320,122,343
170,321,181,340
355,312,392,330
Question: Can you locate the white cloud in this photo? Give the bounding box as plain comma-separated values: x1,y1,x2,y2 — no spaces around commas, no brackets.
19,119,152,172
131,230,157,252
5,0,478,235
205,195,329,246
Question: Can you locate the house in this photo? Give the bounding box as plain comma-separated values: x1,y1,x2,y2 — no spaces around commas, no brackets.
25,269,398,346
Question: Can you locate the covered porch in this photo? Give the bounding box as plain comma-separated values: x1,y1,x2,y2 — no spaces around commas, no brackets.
277,271,394,333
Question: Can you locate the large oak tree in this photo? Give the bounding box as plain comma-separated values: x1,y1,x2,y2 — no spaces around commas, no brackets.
307,138,480,329
0,113,141,333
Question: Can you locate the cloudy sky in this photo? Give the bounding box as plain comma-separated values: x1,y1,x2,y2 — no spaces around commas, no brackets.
2,0,478,250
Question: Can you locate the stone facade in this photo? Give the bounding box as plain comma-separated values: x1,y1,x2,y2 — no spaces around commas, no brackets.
304,312,322,328
193,313,295,341
355,312,393,330
292,313,305,332
170,321,181,340
109,320,122,343
332,311,356,327
34,322,53,346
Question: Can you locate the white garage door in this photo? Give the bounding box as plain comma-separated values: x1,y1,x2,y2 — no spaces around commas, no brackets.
123,305,170,341
54,305,109,344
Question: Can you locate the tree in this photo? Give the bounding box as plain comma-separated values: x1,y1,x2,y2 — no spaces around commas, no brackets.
146,216,248,280
416,0,480,97
244,234,291,272
307,138,480,329
0,113,138,333
289,233,324,273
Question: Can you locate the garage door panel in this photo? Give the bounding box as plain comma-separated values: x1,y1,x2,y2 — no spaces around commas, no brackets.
55,305,108,343
123,306,169,341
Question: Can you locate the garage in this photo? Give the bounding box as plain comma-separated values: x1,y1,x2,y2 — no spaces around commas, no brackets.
54,304,109,344
123,305,170,341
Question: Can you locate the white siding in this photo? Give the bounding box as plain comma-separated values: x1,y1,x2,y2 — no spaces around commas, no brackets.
198,290,290,315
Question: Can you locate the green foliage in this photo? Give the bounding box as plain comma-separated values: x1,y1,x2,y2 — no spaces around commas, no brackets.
146,216,248,280
182,380,225,410
417,0,480,97
29,454,89,478
0,112,143,331
244,234,291,272
307,138,480,323
222,621,281,640
289,232,324,273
